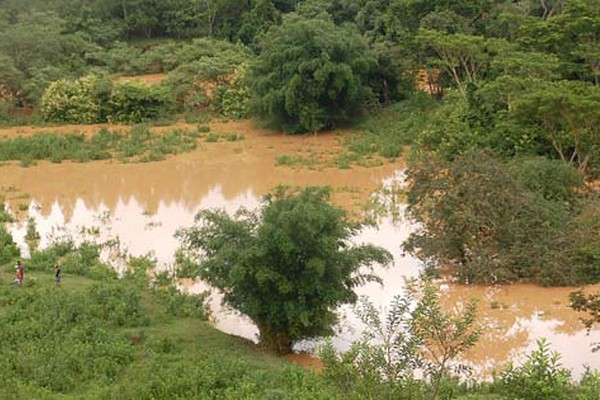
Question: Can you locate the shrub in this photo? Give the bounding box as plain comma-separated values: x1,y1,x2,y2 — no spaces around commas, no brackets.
40,76,102,123
107,83,174,124
40,76,174,124
0,226,19,265
212,64,251,119
497,339,573,399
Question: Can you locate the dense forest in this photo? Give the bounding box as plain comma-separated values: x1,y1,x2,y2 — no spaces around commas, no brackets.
1,0,600,398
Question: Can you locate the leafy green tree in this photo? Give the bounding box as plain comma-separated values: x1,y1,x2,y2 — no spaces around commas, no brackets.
176,186,392,354
520,0,600,84
237,0,282,47
417,29,496,99
248,15,377,133
513,80,600,173
403,150,572,285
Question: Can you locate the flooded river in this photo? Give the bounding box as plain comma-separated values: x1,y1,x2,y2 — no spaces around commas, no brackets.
2,120,599,378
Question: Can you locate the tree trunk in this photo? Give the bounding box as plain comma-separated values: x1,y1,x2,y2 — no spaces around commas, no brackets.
258,325,293,355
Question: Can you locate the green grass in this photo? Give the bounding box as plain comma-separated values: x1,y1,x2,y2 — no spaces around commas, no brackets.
0,257,336,400
276,153,317,168
341,94,440,166
0,125,200,166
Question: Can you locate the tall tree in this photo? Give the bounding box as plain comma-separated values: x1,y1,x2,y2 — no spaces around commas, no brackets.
513,80,600,173
249,14,377,132
417,29,494,99
176,187,392,354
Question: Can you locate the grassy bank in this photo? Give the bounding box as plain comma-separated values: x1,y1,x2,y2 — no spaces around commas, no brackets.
0,264,335,400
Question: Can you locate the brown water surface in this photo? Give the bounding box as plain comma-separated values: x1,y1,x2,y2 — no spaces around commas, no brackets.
2,120,599,377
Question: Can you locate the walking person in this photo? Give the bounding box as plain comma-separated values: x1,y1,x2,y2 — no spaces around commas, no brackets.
15,260,24,286
54,264,62,287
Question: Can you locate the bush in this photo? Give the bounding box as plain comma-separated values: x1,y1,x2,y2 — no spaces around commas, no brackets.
403,150,573,285
497,339,573,399
212,64,251,119
40,76,103,123
27,241,74,272
107,82,174,124
0,225,20,265
40,75,174,124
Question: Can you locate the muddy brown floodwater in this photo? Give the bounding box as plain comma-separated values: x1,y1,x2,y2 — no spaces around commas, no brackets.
2,120,599,378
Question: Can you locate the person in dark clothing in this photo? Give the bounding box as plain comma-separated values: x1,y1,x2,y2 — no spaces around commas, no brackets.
54,264,62,286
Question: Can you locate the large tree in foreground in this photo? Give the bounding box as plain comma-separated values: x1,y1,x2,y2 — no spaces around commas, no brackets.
248,15,377,133
176,187,392,353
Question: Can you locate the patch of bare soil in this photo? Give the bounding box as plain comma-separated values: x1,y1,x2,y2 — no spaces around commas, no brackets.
283,352,324,373
114,73,168,86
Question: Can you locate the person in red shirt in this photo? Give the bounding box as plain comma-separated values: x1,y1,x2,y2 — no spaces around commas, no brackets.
16,260,24,286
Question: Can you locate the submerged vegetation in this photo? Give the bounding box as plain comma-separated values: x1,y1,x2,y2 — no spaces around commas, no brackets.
0,125,200,165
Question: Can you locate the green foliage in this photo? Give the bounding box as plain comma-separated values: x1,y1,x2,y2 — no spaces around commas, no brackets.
107,82,174,124
0,282,141,393
162,39,252,112
249,15,377,133
498,339,574,400
321,279,481,400
276,153,317,168
512,80,600,174
570,289,600,331
24,217,41,253
40,76,104,123
27,241,119,280
417,29,498,99
410,281,481,399
570,196,600,283
176,186,392,353
27,240,74,271
0,225,20,265
507,157,584,206
0,261,343,399
0,201,15,223
40,75,175,124
212,64,251,119
345,94,438,161
0,126,199,165
403,150,576,285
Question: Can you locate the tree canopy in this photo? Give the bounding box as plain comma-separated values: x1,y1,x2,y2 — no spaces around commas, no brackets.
176,186,392,353
248,15,377,133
